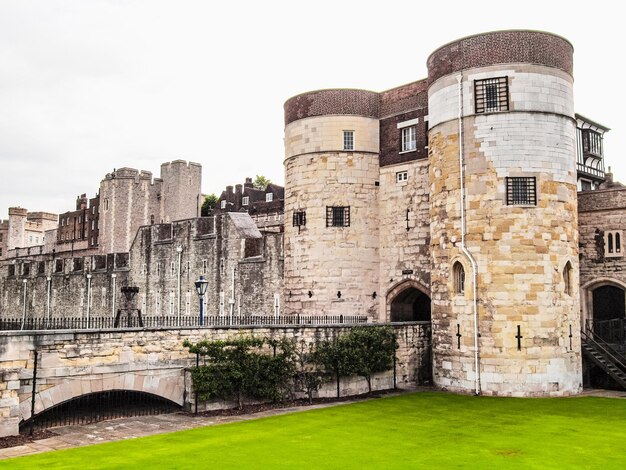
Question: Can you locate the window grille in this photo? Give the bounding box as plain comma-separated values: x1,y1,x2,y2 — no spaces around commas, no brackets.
343,131,354,151
293,211,306,227
401,126,417,152
326,206,350,227
506,177,536,206
475,77,509,113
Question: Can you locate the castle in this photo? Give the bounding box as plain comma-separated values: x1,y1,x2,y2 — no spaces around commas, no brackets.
1,30,625,398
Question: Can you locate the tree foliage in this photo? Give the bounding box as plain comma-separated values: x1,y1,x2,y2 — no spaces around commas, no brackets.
184,336,294,409
253,175,271,190
201,194,218,216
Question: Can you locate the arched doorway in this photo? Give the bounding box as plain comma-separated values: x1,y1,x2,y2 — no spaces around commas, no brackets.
592,285,626,322
388,282,431,322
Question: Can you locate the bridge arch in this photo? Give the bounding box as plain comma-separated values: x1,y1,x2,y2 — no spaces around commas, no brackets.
19,370,185,423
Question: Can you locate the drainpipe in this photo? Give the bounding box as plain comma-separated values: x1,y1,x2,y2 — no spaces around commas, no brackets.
111,273,117,317
46,276,52,329
457,75,481,396
20,279,27,330
176,245,183,326
86,274,92,328
229,266,235,325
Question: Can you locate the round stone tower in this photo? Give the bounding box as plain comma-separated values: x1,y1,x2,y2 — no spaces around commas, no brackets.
283,89,380,316
427,30,582,396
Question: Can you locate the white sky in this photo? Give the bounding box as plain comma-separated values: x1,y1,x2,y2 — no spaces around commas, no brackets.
0,0,624,215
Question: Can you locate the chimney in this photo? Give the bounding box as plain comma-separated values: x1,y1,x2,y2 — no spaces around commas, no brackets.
244,177,253,189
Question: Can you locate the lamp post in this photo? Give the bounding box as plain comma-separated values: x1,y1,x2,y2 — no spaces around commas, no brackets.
194,275,208,326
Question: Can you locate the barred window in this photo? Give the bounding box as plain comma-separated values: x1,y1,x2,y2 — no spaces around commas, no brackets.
326,206,350,227
401,126,417,152
506,177,536,206
475,77,509,113
293,211,306,227
343,131,354,151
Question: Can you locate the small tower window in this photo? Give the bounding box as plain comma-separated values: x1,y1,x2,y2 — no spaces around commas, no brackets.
605,230,623,258
343,130,354,151
563,261,573,296
293,211,306,227
453,261,465,295
474,77,509,113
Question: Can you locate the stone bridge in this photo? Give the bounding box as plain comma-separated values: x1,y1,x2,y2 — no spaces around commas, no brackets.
0,323,430,437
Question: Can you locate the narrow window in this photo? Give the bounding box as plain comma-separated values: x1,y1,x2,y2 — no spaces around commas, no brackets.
396,171,408,183
604,231,623,258
293,211,306,227
474,77,509,113
326,206,350,227
453,261,465,295
506,177,537,206
563,261,573,296
202,259,207,273
221,200,227,209
401,126,417,152
171,261,175,276
343,130,354,151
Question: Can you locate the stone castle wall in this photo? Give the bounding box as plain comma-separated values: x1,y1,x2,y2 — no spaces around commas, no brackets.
378,160,431,321
578,187,626,324
284,115,380,316
0,322,430,437
427,34,582,396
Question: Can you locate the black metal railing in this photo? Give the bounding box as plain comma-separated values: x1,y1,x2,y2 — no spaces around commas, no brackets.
19,390,182,433
586,318,626,355
0,314,369,331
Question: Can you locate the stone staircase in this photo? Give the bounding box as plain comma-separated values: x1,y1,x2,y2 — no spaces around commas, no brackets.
581,329,626,390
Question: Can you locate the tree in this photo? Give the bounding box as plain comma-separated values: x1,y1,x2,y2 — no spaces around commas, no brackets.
253,175,271,190
184,335,294,409
293,340,325,404
201,194,218,216
341,326,398,393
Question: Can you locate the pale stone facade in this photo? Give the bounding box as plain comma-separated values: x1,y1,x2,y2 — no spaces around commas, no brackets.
284,114,380,316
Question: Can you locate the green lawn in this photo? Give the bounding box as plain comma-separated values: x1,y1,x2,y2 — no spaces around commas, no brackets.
3,392,626,469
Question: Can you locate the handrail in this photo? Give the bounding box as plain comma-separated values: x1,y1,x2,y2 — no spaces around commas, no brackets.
581,329,626,374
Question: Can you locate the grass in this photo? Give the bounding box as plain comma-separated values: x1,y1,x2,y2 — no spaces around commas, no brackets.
2,392,626,469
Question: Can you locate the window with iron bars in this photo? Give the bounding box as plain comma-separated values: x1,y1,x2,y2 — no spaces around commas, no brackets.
326,206,350,227
475,77,509,113
506,177,537,206
293,211,306,227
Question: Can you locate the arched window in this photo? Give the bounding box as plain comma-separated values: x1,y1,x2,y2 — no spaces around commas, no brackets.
453,262,465,295
608,233,614,253
563,261,573,296
616,233,621,253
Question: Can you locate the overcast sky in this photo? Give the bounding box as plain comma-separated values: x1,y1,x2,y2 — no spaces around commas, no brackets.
0,0,624,215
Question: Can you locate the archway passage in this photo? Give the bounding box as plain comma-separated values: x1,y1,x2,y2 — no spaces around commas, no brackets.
592,285,625,322
390,287,431,322
19,390,182,434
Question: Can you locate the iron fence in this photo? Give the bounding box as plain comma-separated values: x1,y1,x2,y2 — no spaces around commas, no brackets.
0,314,369,331
19,390,182,433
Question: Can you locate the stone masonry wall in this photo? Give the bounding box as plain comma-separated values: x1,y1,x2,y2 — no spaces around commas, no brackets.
578,187,626,324
378,160,431,320
0,322,430,437
428,61,581,396
284,115,380,316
